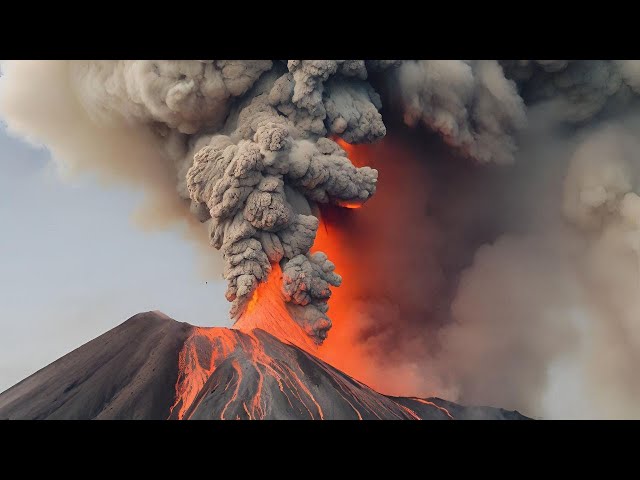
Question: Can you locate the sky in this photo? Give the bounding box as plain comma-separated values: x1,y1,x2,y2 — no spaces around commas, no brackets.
0,125,229,392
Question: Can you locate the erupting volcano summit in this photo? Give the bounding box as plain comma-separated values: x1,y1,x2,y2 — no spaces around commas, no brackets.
0,312,527,420
5,59,640,419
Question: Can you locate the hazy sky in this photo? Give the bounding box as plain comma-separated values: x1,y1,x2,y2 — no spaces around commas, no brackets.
0,125,229,392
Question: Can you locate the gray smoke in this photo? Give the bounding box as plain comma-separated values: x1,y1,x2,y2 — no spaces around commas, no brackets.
394,60,527,164
435,117,640,418
4,60,640,418
0,60,383,343
384,60,640,418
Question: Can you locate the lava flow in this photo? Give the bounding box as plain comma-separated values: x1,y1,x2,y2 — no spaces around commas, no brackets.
169,265,319,419
168,321,450,420
168,324,453,420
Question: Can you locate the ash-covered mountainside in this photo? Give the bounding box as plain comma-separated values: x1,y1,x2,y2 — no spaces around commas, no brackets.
0,312,528,420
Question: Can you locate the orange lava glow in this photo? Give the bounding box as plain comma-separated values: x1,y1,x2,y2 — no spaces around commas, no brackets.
169,325,328,420
169,135,443,420
334,136,353,154
409,397,453,419
312,136,440,398
311,142,378,387
245,289,260,315
337,201,363,209
234,265,318,354
312,204,373,387
169,327,239,419
169,322,445,420
333,136,369,168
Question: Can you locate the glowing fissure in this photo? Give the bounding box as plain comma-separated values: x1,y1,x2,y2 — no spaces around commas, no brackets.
169,328,239,419
410,397,454,419
219,359,242,420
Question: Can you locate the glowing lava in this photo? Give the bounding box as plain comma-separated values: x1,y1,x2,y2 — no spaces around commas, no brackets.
234,264,318,353
408,397,453,419
169,327,239,419
336,201,363,209
313,136,441,399
168,325,452,420
333,136,369,167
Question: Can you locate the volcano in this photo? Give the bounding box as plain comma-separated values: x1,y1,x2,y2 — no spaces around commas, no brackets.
0,311,527,420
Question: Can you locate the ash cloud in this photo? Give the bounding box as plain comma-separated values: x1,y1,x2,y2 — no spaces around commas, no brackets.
0,60,383,343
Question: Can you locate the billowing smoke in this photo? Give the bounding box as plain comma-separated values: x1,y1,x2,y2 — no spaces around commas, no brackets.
396,60,527,164
0,60,382,344
435,117,640,418
4,60,640,418
313,59,640,418
410,60,640,418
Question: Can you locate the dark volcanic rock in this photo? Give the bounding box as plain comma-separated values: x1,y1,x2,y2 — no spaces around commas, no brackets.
0,311,193,420
0,312,530,420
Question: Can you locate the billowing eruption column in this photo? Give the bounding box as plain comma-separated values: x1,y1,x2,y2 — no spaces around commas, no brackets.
0,60,385,344
180,62,383,342
5,60,640,418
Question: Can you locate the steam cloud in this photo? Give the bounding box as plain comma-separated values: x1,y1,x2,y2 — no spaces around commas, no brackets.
3,60,640,418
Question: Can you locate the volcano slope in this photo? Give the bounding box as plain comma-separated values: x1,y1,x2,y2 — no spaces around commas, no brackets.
0,312,528,420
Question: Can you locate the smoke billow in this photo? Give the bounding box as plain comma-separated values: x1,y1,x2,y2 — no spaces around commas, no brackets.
314,59,640,418
435,117,640,418
0,60,383,344
395,60,527,164
4,59,640,418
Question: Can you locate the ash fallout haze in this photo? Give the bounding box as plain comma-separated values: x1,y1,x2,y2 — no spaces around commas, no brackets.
1,60,639,420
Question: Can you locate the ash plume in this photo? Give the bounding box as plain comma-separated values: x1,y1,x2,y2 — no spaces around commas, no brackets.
0,60,383,343
317,59,640,418
4,60,640,418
